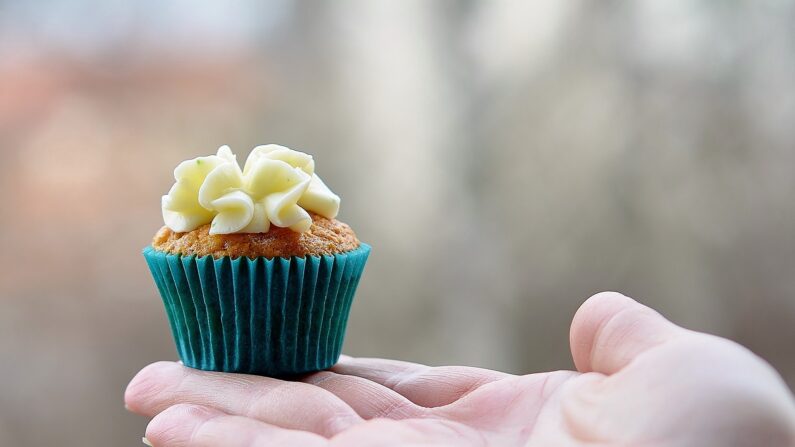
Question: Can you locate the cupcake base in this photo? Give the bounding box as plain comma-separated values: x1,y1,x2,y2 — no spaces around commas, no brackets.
143,244,370,376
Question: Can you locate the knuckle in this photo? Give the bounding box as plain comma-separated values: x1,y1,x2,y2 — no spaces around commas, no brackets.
125,361,183,408
247,381,302,417
147,404,220,446
146,404,196,443
317,410,359,438
192,413,242,446
246,380,360,437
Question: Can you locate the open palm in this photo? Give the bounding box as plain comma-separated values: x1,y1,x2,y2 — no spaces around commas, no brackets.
126,292,795,446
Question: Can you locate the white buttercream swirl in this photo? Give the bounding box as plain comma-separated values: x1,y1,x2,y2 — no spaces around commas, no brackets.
161,145,340,234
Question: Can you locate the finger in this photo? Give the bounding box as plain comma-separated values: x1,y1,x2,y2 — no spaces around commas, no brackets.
302,371,426,419
329,418,466,445
146,403,327,447
125,362,361,437
569,291,686,375
331,357,511,407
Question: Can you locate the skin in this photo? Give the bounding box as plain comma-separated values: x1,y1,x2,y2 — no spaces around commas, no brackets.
125,292,795,446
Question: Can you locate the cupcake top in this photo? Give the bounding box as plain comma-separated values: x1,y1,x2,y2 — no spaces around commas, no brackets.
162,145,340,234
154,145,359,258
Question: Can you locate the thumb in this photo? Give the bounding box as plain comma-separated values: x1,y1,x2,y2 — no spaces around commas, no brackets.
569,291,686,375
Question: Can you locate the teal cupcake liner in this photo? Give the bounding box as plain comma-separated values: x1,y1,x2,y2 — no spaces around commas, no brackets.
142,244,370,376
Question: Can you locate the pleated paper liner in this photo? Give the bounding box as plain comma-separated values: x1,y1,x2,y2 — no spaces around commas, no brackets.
142,243,370,377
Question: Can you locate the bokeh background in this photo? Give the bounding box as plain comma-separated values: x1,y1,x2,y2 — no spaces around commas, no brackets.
1,1,794,445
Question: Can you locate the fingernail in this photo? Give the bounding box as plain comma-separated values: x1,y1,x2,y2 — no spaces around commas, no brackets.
142,437,153,446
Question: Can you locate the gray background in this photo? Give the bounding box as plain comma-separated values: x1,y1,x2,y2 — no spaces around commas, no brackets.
0,1,793,445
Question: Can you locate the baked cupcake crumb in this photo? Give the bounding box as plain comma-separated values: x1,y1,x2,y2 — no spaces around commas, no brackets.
152,212,360,259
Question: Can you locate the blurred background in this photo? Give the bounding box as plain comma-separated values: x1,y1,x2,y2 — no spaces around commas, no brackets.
1,1,794,445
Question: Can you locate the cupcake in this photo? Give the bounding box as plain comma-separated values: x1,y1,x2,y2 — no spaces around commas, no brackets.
143,145,370,376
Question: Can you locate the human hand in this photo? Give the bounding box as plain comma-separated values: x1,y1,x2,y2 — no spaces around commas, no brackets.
125,292,795,446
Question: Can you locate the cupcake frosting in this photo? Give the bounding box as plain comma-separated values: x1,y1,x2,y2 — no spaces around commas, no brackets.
162,145,340,234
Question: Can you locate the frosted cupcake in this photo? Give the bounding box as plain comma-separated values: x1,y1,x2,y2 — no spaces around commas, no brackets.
143,145,370,376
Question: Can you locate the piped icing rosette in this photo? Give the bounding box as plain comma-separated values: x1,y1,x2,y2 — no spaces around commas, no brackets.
161,145,340,234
